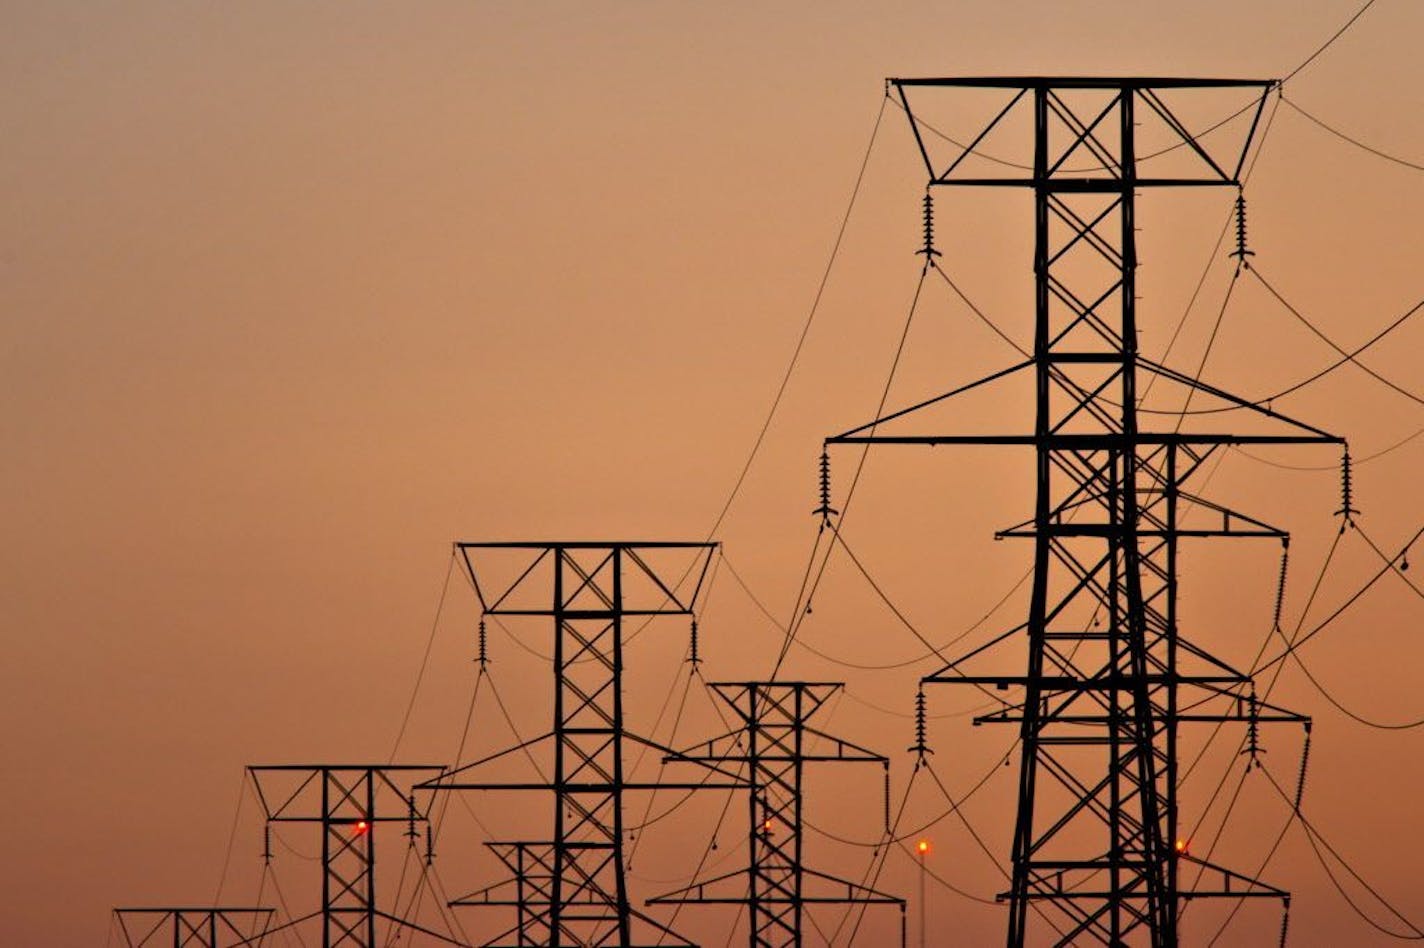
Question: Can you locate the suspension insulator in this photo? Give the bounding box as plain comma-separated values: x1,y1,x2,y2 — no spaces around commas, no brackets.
478,616,489,668
916,191,942,261
688,617,700,665
263,825,272,865
1334,448,1359,528
1294,723,1313,810
1230,192,1255,267
1278,897,1291,948
1242,687,1263,769
1271,542,1289,631
812,449,838,523
425,824,435,866
908,688,933,762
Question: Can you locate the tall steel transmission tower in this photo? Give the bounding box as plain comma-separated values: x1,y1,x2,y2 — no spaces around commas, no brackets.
423,541,732,947
649,681,903,948
828,78,1340,945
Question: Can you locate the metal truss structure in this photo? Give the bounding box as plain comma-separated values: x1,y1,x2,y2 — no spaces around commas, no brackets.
423,542,737,947
113,908,274,948
828,78,1341,945
248,764,444,948
649,681,904,948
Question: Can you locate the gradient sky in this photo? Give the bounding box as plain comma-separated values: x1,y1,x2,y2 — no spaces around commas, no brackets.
4,2,1423,945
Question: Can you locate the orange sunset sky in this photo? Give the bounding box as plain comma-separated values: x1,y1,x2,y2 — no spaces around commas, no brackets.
4,2,1423,945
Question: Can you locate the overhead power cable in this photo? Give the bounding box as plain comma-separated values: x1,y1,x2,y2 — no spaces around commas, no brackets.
1251,267,1424,408
1280,0,1381,86
1281,93,1424,172
705,90,889,539
1260,762,1424,939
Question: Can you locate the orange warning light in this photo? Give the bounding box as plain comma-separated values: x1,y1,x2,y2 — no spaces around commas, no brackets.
763,819,774,834
354,819,370,836
916,839,931,856
1174,839,1188,854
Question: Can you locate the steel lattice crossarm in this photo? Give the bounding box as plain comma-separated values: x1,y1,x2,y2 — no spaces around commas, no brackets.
649,682,904,948
112,908,275,948
825,77,1337,946
247,765,451,948
418,542,730,948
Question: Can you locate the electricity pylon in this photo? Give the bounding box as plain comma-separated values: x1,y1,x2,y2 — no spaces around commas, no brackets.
649,681,904,948
828,77,1339,945
422,542,737,947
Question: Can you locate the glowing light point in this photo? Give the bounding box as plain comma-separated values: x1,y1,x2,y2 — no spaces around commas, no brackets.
1174,839,1188,854
354,819,370,836
917,839,931,856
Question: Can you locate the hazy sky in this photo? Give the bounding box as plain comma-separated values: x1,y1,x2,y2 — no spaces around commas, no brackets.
4,2,1422,945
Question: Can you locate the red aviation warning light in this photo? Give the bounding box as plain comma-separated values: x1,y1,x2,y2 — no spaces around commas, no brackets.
1174,839,1188,855
353,819,370,836
916,839,931,856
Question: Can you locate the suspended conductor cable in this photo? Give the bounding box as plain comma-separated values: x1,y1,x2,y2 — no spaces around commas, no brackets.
1254,522,1424,677
212,770,252,903
1260,762,1424,939
770,260,931,677
1281,93,1424,172
705,90,888,539
388,550,457,762
1280,0,1380,85
1251,266,1424,408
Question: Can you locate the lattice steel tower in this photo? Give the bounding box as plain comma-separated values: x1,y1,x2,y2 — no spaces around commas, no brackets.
649,681,903,948
423,542,728,947
828,78,1340,945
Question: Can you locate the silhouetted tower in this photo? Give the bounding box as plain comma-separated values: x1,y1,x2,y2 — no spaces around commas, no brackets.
248,764,443,948
423,542,728,947
650,681,903,948
828,78,1339,945
113,908,274,948
452,841,557,946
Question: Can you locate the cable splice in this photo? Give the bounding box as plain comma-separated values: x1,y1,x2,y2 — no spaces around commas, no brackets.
916,190,942,262
1335,448,1360,529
